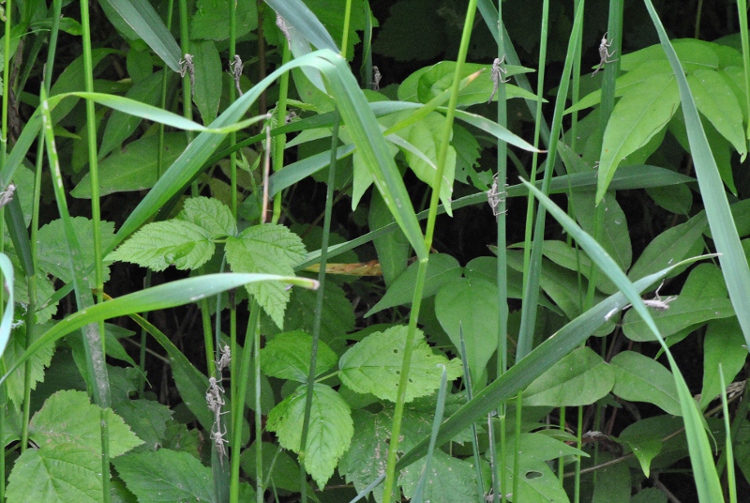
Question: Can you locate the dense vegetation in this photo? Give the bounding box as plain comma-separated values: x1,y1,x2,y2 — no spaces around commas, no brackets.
2,0,750,502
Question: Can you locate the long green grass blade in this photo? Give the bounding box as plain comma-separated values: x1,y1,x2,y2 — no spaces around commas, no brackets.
0,273,317,387
99,0,181,72
641,1,750,353
0,254,13,359
264,0,338,52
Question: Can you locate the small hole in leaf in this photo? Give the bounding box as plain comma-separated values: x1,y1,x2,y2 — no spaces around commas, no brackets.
393,349,399,354
525,471,543,480
395,370,400,375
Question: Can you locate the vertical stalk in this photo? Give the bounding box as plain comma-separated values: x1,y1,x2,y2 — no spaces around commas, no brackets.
381,2,480,501
79,0,111,499
0,1,10,497
271,43,291,225
736,0,750,143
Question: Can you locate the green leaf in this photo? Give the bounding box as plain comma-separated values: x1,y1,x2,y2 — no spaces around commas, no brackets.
179,196,237,237
261,330,338,382
190,40,222,125
107,220,214,272
591,452,631,503
339,325,461,402
72,134,188,198
37,217,116,287
617,415,687,478
523,346,614,407
571,188,632,271
29,390,143,457
435,277,498,381
264,0,339,53
699,318,747,409
273,283,355,348
112,400,173,452
688,69,747,157
225,224,307,327
240,441,302,492
369,191,410,287
99,70,167,159
113,449,214,502
339,407,434,501
400,450,476,502
610,351,681,416
622,263,735,341
191,0,257,40
266,383,352,489
99,0,182,72
597,73,680,202
366,254,461,316
3,323,54,408
7,443,103,503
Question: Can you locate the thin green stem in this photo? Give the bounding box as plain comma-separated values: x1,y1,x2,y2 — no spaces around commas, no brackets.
736,0,750,143
271,43,291,225
381,2,480,500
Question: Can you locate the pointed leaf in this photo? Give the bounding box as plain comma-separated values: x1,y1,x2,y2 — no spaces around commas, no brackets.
611,351,681,416
267,383,352,489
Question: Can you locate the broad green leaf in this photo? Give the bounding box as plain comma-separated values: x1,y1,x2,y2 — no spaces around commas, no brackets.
435,277,498,381
631,488,669,503
225,224,307,327
112,400,173,452
628,212,707,281
366,254,461,316
572,189,632,271
99,70,167,158
617,415,688,478
107,220,214,272
273,283,355,348
523,346,614,407
98,0,182,72
240,441,302,492
29,390,143,457
688,69,746,157
591,452,630,503
622,263,735,341
610,351,681,416
297,0,368,61
540,240,616,294
339,407,434,502
261,330,337,382
190,40,222,125
339,325,461,402
191,0,257,40
499,443,571,503
370,191,410,287
452,123,483,186
49,49,118,123
113,449,214,502
619,38,719,73
597,73,679,202
400,450,476,502
646,183,693,215
37,217,116,287
72,134,188,198
7,443,103,503
266,383,352,489
698,318,747,409
510,432,586,461
179,196,237,237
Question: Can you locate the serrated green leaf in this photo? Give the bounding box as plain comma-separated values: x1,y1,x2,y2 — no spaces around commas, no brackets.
37,217,116,287
267,383,352,489
400,450,476,502
112,400,173,452
72,134,188,198
113,449,214,502
611,351,681,416
3,323,54,408
29,390,143,457
261,330,337,382
179,196,237,237
339,407,434,501
225,224,307,328
108,220,213,272
597,73,679,202
523,346,614,407
7,443,103,503
435,277,498,381
339,325,461,402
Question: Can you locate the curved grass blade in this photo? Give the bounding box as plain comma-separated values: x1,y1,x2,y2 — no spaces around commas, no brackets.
99,0,181,72
641,0,750,351
264,0,339,53
0,273,318,387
